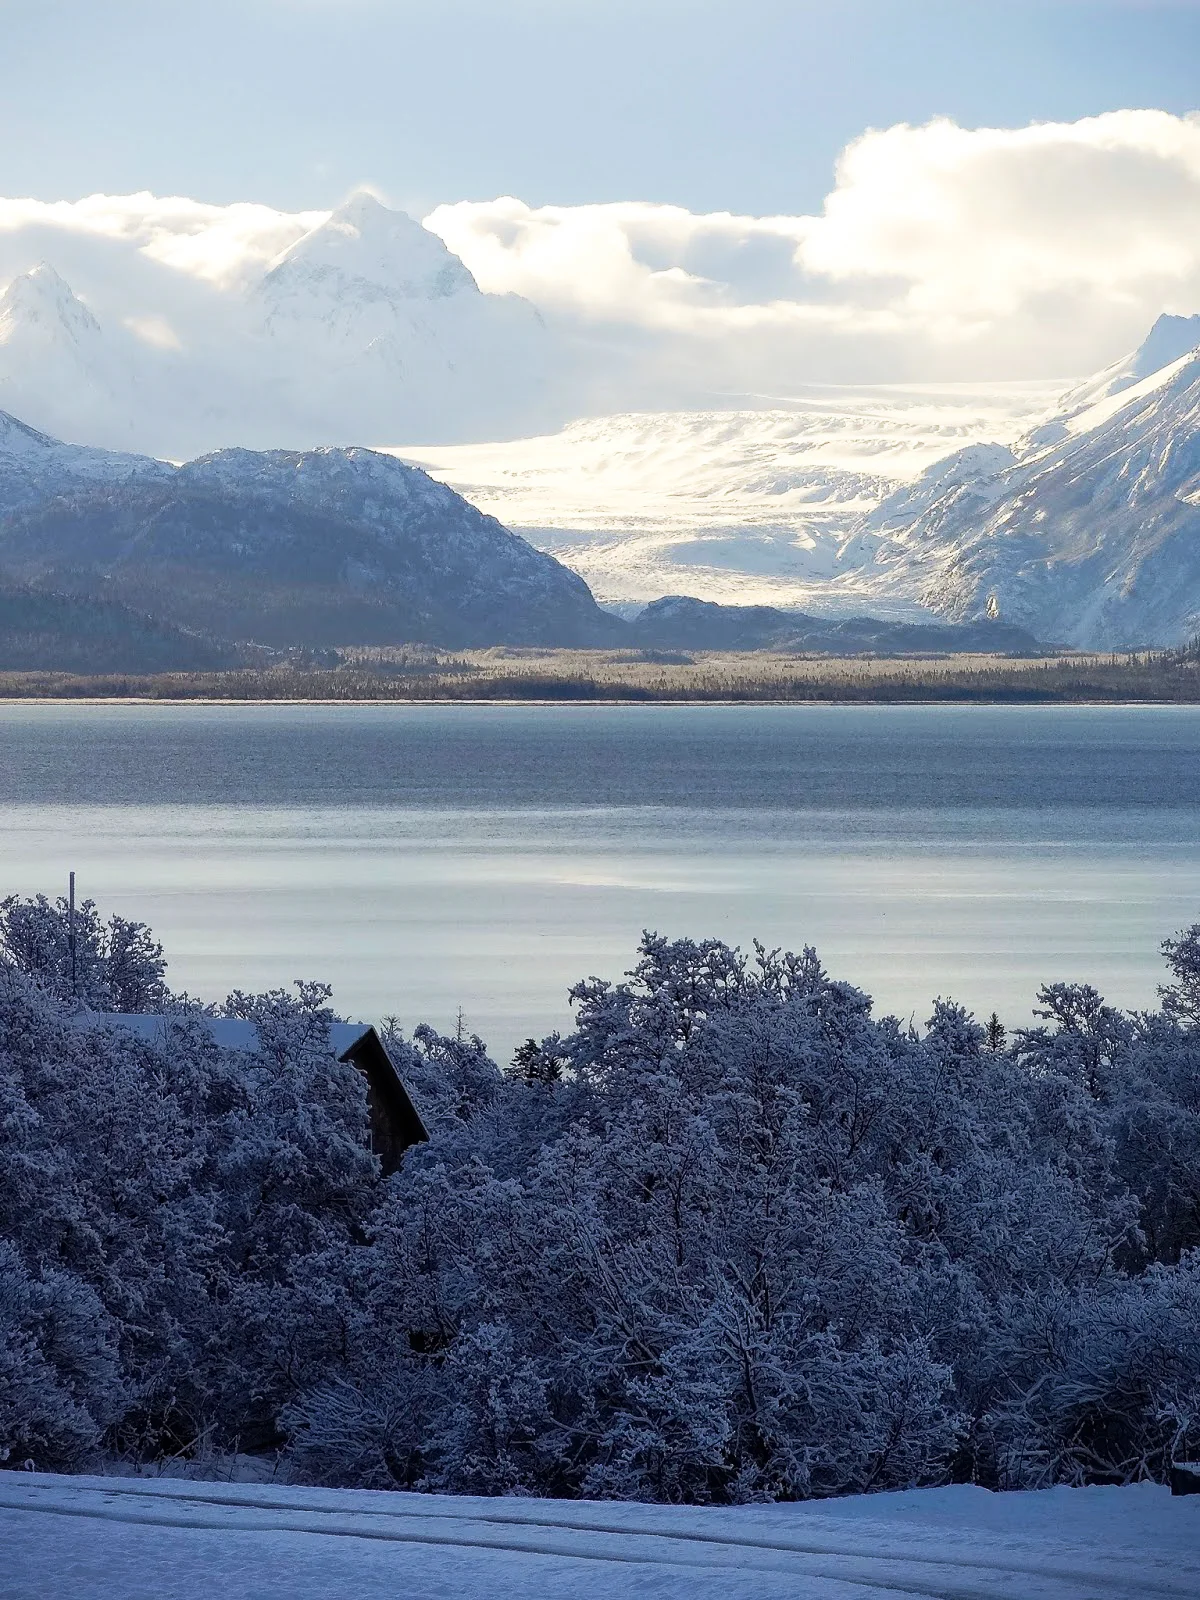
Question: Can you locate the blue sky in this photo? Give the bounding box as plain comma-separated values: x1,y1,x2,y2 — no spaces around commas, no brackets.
2,0,1197,215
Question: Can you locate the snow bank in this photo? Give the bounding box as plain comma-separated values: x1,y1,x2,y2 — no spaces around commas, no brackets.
1,1473,1196,1600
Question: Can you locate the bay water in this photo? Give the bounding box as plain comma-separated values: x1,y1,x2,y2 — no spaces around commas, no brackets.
3,702,1198,1062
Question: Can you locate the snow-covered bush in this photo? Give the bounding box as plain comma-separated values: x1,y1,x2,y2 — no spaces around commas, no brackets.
0,957,382,1470
4,899,1200,1501
285,935,1196,1501
0,1241,124,1472
0,892,172,1011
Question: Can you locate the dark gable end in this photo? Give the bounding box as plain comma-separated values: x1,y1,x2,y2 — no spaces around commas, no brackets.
75,1014,429,1177
334,1024,429,1175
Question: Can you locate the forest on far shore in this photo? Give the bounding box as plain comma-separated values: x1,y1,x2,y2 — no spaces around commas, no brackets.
2,891,1200,1502
1,637,1199,703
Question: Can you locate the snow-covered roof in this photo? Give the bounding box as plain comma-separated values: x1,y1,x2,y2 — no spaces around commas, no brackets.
86,1014,375,1059
74,1011,429,1169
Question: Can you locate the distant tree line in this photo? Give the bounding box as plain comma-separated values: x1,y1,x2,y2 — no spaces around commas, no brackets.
2,893,1200,1500
0,635,1199,703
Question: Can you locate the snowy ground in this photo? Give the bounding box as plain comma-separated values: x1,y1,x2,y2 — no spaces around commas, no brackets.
2,1473,1196,1600
394,383,1061,609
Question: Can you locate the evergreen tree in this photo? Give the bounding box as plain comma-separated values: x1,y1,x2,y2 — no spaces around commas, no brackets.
506,1035,565,1088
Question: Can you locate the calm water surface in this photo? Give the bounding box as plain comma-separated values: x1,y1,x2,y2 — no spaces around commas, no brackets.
2,703,1199,1061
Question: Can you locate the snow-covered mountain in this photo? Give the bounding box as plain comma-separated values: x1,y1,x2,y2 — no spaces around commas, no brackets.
0,265,150,451
845,328,1200,645
0,406,169,509
3,192,1197,648
261,192,479,318
251,194,555,445
0,262,101,356
0,196,559,458
0,413,622,649
402,318,1200,645
1054,313,1200,416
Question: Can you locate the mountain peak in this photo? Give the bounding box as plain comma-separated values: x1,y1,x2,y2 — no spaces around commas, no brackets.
328,189,390,230
0,407,60,453
263,193,477,304
0,263,102,344
1056,309,1200,415
1129,312,1200,383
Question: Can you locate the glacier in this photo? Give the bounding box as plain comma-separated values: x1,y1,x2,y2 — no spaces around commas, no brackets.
401,322,1200,645
396,385,1062,615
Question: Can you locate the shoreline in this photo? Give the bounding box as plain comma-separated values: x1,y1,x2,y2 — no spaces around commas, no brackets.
1,645,1196,707
3,694,1198,709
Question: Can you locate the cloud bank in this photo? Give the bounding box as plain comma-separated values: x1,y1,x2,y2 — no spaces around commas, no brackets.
427,110,1200,383
0,110,1197,438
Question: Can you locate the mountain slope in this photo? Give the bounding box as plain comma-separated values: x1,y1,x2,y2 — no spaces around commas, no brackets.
398,323,1200,643
398,385,1059,611
0,263,102,355
4,294,1198,649
252,193,556,446
848,345,1200,646
0,267,148,450
1055,313,1200,415
0,427,625,650
0,583,249,673
259,192,479,326
0,406,1053,664
0,408,169,510
631,595,1041,654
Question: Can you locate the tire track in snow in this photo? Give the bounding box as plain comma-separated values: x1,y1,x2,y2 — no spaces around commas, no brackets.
0,1482,1191,1600
0,1492,975,1600
20,1479,1193,1598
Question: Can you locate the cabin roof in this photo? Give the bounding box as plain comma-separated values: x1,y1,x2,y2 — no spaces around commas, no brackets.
89,1014,376,1059
74,1012,430,1151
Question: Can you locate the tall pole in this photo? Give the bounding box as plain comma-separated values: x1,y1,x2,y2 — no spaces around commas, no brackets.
68,870,77,1001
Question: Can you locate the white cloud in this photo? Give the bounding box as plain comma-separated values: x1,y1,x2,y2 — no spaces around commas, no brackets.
424,197,815,328
426,110,1200,380
0,192,322,291
124,313,183,350
0,110,1198,435
0,191,328,395
800,111,1200,323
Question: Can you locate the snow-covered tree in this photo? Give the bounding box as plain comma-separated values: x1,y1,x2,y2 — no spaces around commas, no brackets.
1161,925,1200,1030
6,895,1200,1502
0,893,171,1011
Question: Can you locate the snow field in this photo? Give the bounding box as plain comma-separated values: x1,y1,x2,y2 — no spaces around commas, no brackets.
1,1474,1197,1600
395,388,1058,609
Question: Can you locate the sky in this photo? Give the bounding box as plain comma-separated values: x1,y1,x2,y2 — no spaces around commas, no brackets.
2,0,1198,216
0,0,1198,410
